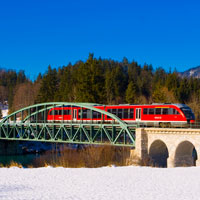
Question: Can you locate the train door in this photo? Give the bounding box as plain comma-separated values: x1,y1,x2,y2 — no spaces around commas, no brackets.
136,108,141,121
73,109,77,121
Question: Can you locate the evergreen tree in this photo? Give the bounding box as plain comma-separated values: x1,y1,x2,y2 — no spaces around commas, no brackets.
113,65,127,103
138,66,153,100
36,65,58,102
166,72,179,91
125,81,137,104
35,73,42,83
152,85,167,103
75,54,105,103
56,66,73,102
17,70,26,84
153,67,166,87
177,78,191,103
105,69,115,104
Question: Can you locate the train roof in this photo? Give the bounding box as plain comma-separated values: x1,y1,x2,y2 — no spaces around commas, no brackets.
50,103,191,109
105,103,190,108
171,104,190,108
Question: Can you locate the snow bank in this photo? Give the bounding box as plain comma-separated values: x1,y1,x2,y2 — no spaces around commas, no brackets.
0,166,200,200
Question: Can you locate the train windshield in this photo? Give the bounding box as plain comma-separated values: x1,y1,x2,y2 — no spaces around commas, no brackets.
180,107,195,120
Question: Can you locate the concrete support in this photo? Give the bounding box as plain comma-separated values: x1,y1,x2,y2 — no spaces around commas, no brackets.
196,159,200,166
126,149,140,165
167,157,174,168
135,128,149,161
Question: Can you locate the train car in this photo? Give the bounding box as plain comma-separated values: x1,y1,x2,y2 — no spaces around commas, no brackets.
47,103,195,127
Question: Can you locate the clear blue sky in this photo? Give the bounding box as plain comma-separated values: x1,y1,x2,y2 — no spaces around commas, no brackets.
0,0,200,79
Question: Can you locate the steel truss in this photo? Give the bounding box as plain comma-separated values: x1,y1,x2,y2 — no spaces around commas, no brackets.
0,102,136,147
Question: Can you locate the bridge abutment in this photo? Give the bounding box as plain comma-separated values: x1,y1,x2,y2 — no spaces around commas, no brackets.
135,128,149,162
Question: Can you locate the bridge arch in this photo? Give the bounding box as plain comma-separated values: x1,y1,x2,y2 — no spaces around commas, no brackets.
149,139,169,167
0,102,136,147
174,141,197,167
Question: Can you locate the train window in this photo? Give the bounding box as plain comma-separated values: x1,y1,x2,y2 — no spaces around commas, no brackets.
112,109,117,116
124,109,128,119
162,108,168,115
155,108,161,115
93,111,97,119
130,109,134,119
92,111,101,119
63,110,70,115
50,110,53,115
86,110,91,119
143,108,148,115
107,109,111,119
168,108,173,115
107,109,111,113
180,107,195,119
149,108,154,115
78,110,81,118
117,109,122,119
97,112,101,119
168,108,178,115
173,109,180,115
50,110,54,115
78,109,84,118
82,109,87,118
81,109,91,119
54,110,59,115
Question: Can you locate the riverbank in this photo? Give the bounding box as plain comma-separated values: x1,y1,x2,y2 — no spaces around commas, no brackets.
0,166,199,200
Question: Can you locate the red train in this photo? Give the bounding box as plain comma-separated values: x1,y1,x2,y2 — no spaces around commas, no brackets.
47,103,195,127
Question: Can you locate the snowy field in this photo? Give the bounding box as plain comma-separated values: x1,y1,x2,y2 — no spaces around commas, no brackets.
0,166,200,200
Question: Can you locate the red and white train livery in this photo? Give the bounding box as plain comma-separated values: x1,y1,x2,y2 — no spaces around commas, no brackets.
47,103,195,127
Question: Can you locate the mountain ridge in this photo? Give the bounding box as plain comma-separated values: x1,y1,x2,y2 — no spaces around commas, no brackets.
179,66,200,78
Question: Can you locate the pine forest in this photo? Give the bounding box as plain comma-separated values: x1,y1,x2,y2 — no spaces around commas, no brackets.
1,54,200,120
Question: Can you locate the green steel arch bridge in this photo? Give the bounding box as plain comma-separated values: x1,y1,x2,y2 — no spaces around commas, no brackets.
0,103,137,147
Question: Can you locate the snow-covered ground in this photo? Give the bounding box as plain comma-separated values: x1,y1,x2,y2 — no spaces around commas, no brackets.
2,109,8,118
0,166,200,200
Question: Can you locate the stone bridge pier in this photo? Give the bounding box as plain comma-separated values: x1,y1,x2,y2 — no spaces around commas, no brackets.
135,128,200,167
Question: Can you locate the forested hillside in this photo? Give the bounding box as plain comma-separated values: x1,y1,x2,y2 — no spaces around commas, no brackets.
2,54,200,120
0,69,31,112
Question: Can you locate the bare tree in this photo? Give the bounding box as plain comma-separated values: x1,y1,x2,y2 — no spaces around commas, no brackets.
0,86,8,102
13,82,35,111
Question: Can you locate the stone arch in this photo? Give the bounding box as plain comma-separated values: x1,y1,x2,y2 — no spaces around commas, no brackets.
175,141,197,167
149,140,169,167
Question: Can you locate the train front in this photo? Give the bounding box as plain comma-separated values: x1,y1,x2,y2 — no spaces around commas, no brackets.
179,105,195,124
